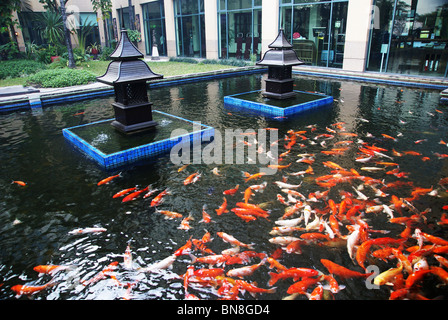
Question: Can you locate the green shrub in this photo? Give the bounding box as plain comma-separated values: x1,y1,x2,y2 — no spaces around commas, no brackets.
0,59,46,79
26,68,97,88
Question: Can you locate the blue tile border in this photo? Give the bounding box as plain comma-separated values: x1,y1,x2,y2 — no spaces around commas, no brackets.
292,70,448,91
223,90,333,118
62,110,214,169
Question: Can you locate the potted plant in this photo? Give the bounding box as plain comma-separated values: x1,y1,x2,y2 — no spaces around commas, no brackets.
87,42,101,60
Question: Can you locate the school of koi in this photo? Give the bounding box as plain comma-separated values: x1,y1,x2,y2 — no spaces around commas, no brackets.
9,119,448,300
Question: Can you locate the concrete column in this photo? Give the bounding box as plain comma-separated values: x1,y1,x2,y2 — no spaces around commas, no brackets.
164,0,177,57
261,0,280,57
204,0,219,59
342,0,374,71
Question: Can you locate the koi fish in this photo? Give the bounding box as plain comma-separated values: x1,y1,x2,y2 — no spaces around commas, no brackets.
68,227,107,235
381,134,397,141
287,277,320,295
178,164,189,172
11,180,27,186
217,232,254,249
138,254,177,273
244,172,266,182
226,260,265,278
243,187,253,203
212,167,221,176
33,265,73,275
122,186,149,202
200,204,213,223
320,259,372,280
97,172,122,185
11,279,57,296
184,172,201,185
274,181,301,189
268,267,319,286
235,279,276,294
249,181,267,192
82,261,119,286
178,213,194,230
156,209,183,219
223,184,239,195
150,188,171,207
216,197,229,215
267,163,292,170
113,187,137,198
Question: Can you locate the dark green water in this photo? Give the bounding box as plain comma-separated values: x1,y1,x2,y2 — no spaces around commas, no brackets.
1,73,448,300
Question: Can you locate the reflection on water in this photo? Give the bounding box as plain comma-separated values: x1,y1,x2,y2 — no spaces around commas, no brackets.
0,73,448,300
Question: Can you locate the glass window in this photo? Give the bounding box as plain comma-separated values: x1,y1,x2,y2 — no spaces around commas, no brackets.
142,1,167,56
367,0,448,76
280,1,348,68
174,0,205,57
218,0,262,61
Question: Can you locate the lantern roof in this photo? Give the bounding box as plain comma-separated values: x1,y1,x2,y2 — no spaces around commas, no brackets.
97,60,163,85
256,29,305,67
110,29,143,60
268,29,293,49
96,29,163,85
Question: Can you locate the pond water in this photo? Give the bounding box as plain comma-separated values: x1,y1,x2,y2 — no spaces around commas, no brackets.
1,73,448,300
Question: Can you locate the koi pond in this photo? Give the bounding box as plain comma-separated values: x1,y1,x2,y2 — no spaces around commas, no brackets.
1,72,448,300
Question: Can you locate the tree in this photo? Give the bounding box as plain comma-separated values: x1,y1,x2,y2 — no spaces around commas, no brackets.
90,0,112,46
0,0,23,48
59,0,75,68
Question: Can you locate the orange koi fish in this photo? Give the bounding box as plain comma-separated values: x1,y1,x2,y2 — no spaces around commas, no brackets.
244,172,266,182
150,188,171,207
194,268,225,278
216,197,229,215
97,172,122,186
322,161,345,170
11,180,27,186
268,267,319,286
184,172,201,185
381,134,397,141
178,213,193,230
235,280,276,294
267,163,292,170
33,265,73,275
11,279,57,296
287,277,320,295
217,232,254,249
174,237,193,256
223,184,239,195
122,186,149,203
243,187,253,204
113,187,137,198
320,259,372,280
200,204,213,223
157,209,183,219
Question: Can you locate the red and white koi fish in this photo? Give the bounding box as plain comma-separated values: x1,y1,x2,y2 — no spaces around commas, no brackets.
200,204,213,223
82,261,119,286
156,209,183,219
249,181,268,192
226,259,266,278
150,188,171,207
113,187,137,198
11,279,57,296
97,172,122,185
68,227,107,235
33,265,73,275
184,172,201,185
122,186,150,202
178,213,194,230
217,232,254,249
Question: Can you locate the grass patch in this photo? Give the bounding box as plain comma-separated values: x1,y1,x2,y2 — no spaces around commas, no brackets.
0,59,248,89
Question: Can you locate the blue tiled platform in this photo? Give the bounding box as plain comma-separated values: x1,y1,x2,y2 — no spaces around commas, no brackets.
62,110,214,169
223,90,333,118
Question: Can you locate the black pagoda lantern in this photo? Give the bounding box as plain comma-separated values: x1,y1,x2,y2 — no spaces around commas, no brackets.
97,29,163,134
257,29,304,99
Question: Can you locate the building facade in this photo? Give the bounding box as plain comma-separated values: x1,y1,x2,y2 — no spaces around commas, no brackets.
9,0,448,77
